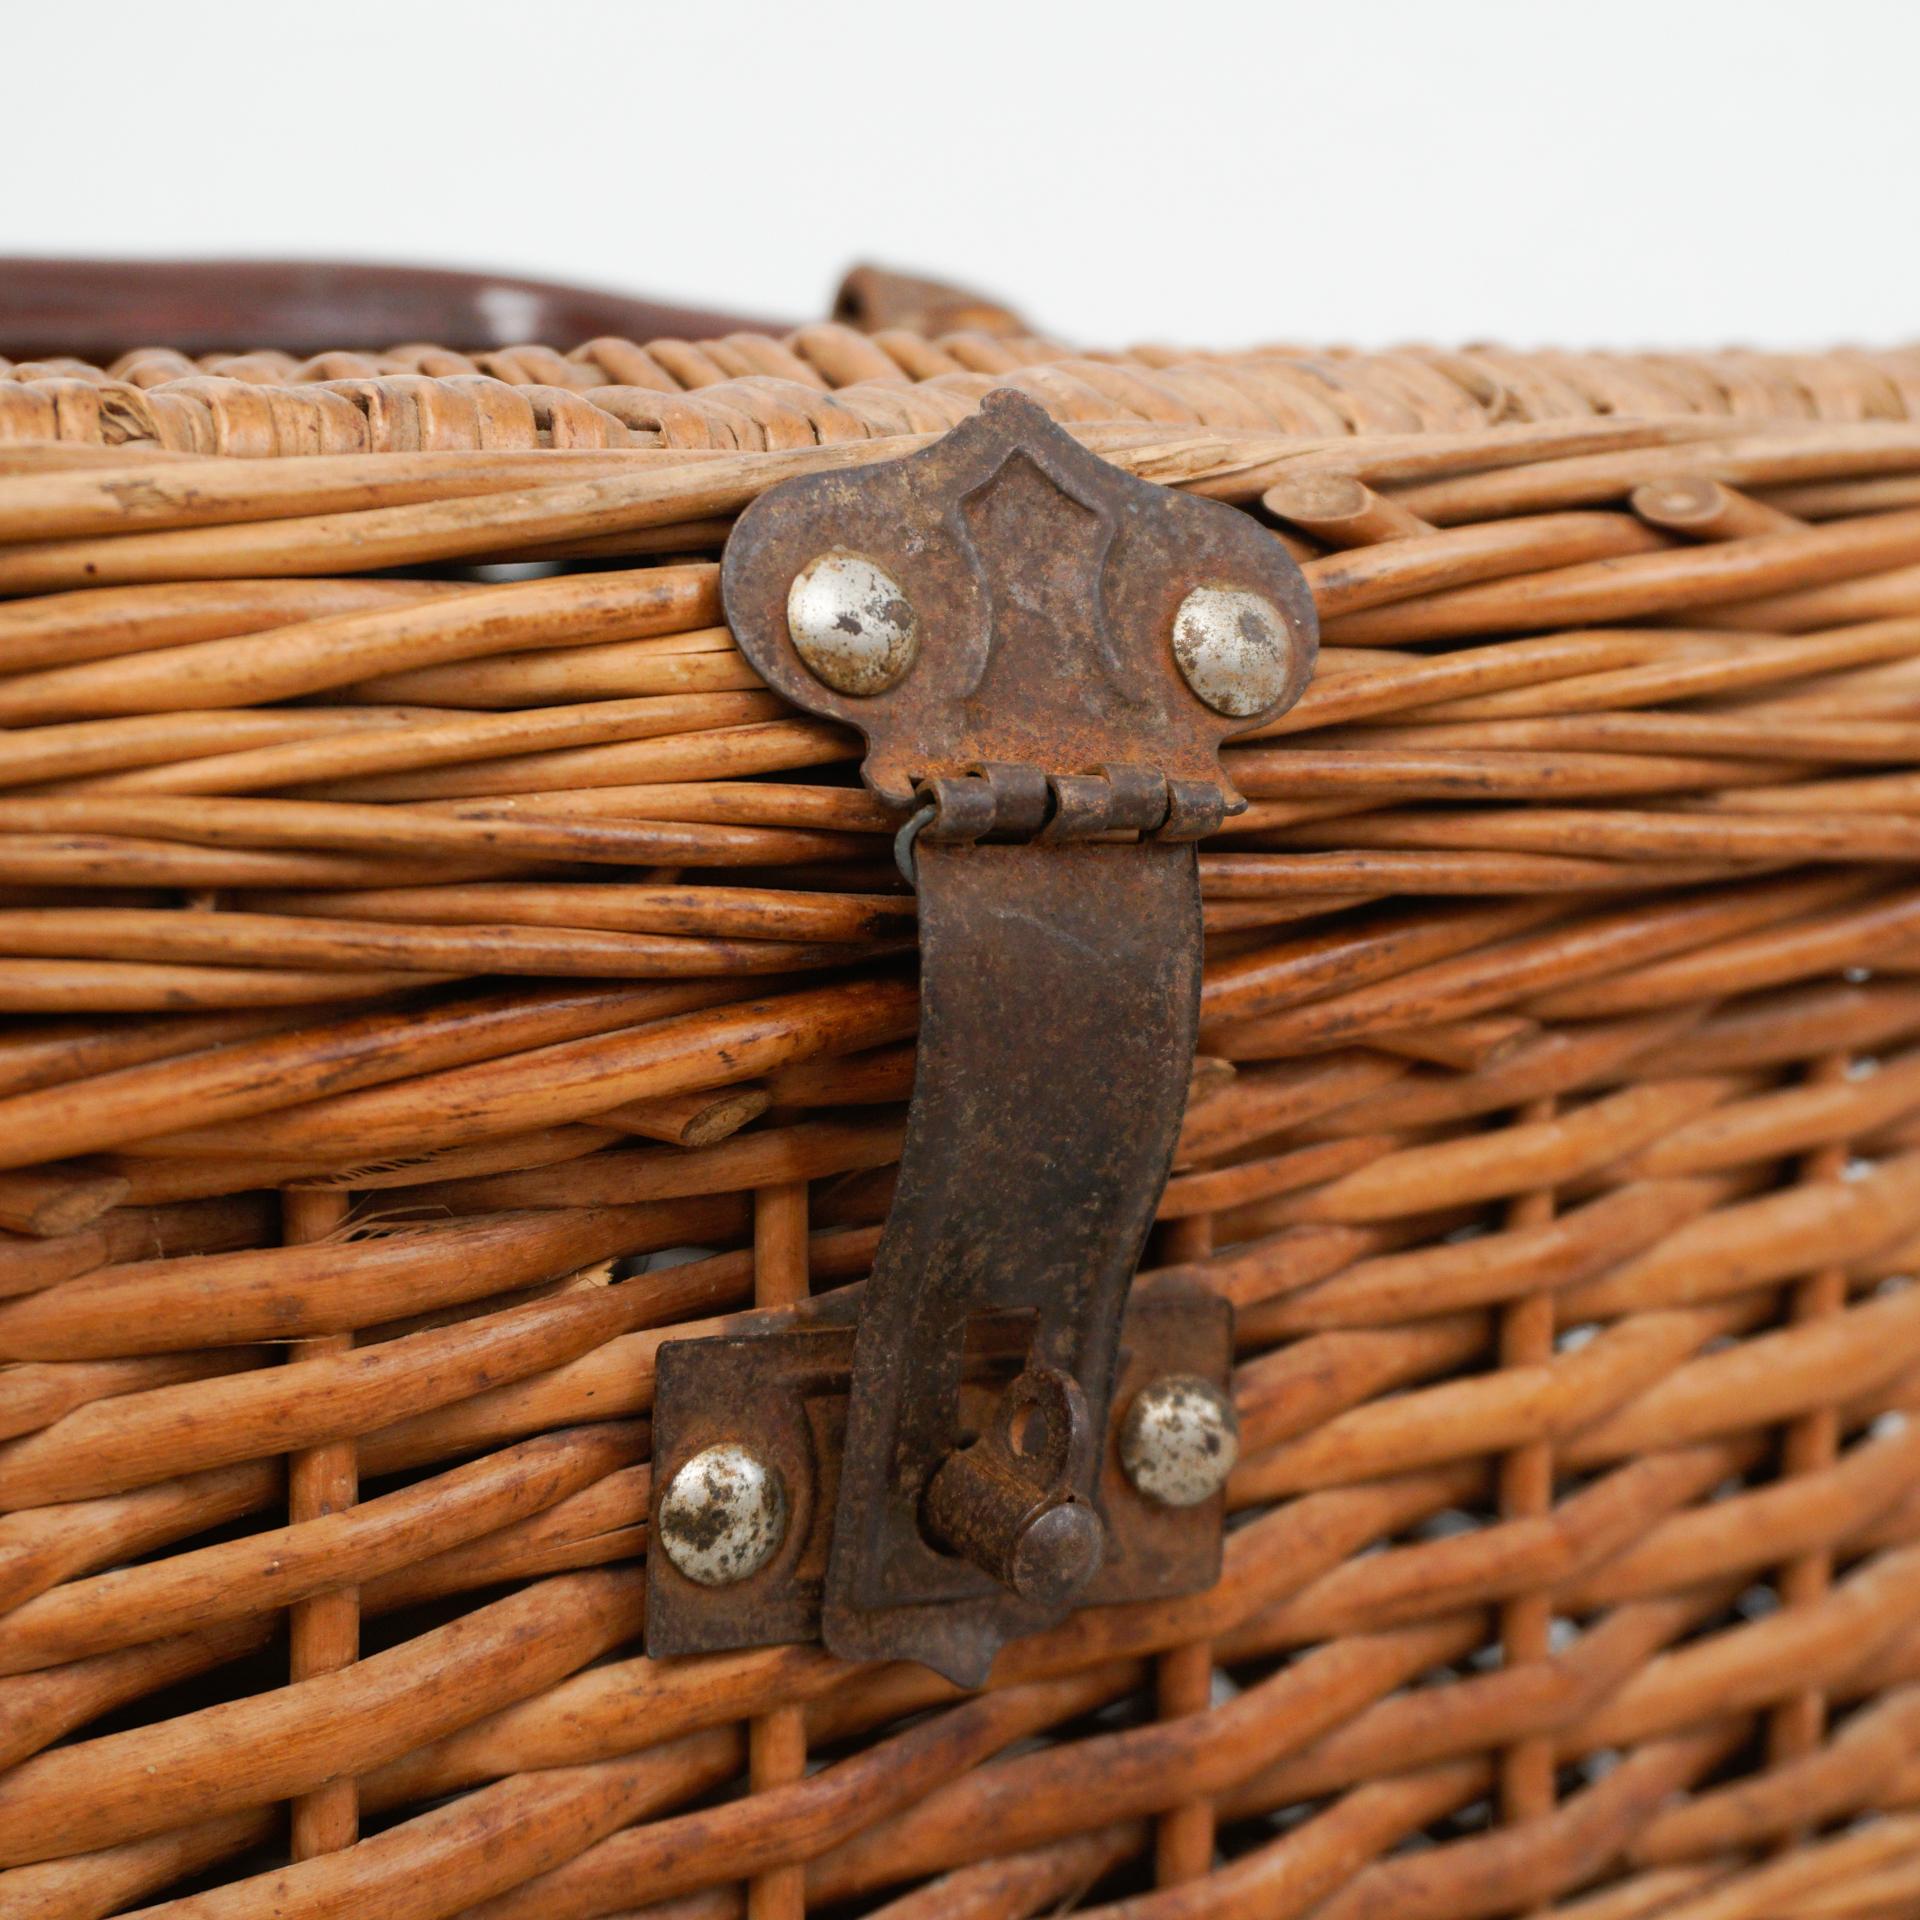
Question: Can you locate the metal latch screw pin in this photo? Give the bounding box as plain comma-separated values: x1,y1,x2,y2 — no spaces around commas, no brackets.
921,1366,1106,1608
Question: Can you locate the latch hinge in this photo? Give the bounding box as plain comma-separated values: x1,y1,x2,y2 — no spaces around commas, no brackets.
645,392,1317,1684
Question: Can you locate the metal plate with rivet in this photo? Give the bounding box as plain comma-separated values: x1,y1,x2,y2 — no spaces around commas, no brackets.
645,1286,1234,1661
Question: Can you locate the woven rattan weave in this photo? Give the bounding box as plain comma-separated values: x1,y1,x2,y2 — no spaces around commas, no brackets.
3,300,1920,1919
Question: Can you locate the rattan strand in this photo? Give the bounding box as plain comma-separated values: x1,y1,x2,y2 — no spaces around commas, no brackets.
7,329,1920,455
1,327,1920,1918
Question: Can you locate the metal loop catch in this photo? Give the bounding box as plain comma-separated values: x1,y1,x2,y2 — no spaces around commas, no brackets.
893,802,938,888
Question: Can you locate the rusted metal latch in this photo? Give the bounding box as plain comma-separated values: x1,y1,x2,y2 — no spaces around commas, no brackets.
645,393,1317,1684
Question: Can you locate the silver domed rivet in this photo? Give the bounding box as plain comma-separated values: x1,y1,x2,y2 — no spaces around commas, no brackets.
1171,586,1296,718
1120,1376,1240,1509
658,1442,788,1586
787,551,919,696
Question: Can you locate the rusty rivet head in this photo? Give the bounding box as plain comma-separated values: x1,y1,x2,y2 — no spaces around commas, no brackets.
1171,585,1297,718
1120,1376,1240,1508
1008,1499,1105,1607
787,550,919,696
659,1442,788,1587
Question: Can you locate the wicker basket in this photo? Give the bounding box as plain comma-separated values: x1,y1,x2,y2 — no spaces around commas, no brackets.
4,264,1920,1920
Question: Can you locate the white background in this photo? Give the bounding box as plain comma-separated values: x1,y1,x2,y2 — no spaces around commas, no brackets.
4,0,1916,354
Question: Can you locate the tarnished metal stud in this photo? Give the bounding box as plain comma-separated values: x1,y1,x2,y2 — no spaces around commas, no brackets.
921,1366,1105,1608
787,550,919,696
1006,1499,1105,1606
1171,585,1297,718
658,1442,788,1587
1120,1375,1240,1508
923,1439,1106,1607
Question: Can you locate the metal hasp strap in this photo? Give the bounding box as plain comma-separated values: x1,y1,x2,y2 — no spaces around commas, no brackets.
652,392,1317,1685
